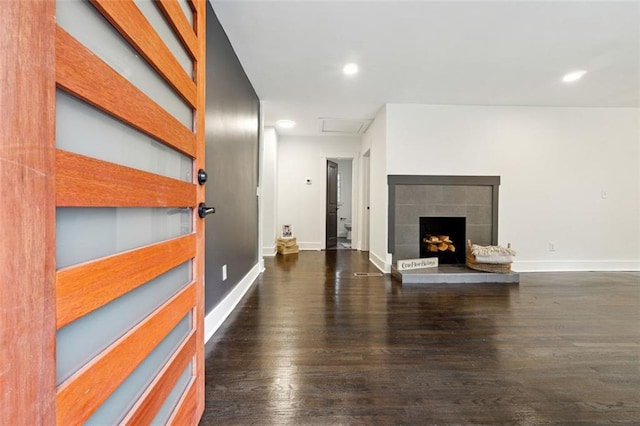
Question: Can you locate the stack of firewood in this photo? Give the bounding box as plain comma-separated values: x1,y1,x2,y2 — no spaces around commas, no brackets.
277,237,299,255
423,235,456,253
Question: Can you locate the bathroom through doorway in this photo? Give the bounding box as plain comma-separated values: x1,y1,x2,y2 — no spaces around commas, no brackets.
326,158,353,250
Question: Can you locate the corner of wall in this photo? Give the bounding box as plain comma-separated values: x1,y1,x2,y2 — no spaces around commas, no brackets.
262,245,277,257
369,250,392,273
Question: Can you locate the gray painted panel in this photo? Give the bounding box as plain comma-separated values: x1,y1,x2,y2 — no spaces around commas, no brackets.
85,315,191,425
204,4,259,312
56,0,192,128
134,0,193,77
56,90,191,182
56,261,191,384
151,362,192,425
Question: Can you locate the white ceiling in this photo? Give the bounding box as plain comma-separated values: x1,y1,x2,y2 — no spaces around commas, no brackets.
211,0,640,137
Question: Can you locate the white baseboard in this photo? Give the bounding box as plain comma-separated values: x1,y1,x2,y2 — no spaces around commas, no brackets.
369,251,391,273
512,260,640,272
298,241,322,251
262,245,277,257
204,262,261,343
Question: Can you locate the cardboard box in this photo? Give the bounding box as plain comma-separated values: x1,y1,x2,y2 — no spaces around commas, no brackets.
277,237,297,247
277,244,299,255
277,237,299,254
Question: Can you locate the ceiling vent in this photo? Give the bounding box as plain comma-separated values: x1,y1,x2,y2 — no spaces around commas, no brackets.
319,118,372,135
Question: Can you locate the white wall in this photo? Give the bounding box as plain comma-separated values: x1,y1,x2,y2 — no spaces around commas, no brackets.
363,106,392,272
334,159,353,237
386,104,640,271
261,127,278,255
278,135,361,250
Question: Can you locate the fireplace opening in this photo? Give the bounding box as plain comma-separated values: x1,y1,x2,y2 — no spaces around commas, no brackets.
419,217,466,264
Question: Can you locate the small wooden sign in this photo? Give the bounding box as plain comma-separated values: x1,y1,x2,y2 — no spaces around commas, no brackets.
397,257,438,270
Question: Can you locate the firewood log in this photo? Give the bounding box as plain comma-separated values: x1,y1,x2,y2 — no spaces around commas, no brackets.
428,244,438,252
438,242,448,251
448,244,456,252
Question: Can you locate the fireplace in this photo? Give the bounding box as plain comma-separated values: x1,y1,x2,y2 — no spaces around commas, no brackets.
419,217,466,264
388,175,500,263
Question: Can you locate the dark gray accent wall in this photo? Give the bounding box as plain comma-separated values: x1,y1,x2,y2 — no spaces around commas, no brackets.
204,4,259,312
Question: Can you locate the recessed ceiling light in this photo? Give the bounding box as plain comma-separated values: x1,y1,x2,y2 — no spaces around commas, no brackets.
276,119,296,129
562,70,587,83
343,63,359,76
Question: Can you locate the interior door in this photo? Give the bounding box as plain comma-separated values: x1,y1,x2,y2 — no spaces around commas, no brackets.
326,160,339,249
2,0,206,423
362,151,370,251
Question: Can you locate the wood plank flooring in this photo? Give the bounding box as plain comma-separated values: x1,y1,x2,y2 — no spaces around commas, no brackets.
200,251,639,424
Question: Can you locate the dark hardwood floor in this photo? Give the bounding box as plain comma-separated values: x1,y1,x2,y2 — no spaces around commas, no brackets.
201,251,639,424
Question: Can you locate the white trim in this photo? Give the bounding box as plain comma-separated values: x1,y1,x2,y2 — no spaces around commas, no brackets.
262,245,277,257
320,157,327,250
298,241,323,251
369,250,391,273
512,260,640,272
204,262,261,343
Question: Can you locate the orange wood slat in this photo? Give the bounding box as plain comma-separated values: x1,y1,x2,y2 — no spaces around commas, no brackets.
193,0,207,421
90,0,197,108
56,234,196,329
167,378,198,425
56,150,196,207
121,332,196,425
0,0,56,423
156,0,198,60
56,26,196,158
56,283,196,424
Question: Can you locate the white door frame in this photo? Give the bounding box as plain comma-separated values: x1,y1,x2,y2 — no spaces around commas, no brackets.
359,150,371,251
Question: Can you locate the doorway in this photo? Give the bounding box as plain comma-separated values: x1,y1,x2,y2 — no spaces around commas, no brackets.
361,150,370,252
326,160,338,249
326,158,354,250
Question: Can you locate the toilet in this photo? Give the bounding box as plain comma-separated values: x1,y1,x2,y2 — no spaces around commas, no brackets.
344,223,352,241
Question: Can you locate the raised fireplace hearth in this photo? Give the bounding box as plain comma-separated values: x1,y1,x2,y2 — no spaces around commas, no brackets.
389,175,500,263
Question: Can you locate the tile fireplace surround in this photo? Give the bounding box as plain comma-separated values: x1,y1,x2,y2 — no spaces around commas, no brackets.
388,175,500,263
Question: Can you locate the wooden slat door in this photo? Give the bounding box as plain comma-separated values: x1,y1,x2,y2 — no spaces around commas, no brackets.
1,0,206,424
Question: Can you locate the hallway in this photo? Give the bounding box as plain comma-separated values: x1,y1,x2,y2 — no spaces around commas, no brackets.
201,251,639,424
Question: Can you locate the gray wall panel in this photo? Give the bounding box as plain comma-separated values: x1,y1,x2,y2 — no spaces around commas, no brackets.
204,4,259,312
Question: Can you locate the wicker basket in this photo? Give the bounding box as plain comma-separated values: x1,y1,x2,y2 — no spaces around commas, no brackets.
466,240,512,273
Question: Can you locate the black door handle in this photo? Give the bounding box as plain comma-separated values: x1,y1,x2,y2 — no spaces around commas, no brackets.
198,202,215,218
197,169,208,185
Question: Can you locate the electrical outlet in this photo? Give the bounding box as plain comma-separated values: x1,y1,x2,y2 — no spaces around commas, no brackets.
222,264,227,281
549,242,556,252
